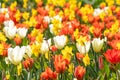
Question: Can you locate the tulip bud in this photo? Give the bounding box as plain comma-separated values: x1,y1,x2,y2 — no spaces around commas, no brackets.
14,37,22,45
17,28,28,38
76,41,90,54
98,56,104,70
22,58,34,70
74,66,86,80
53,35,67,49
92,38,104,52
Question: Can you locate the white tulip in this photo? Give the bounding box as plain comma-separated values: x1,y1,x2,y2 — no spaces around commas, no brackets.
49,24,54,34
0,8,8,13
3,26,17,39
52,15,62,22
93,8,102,16
40,39,51,53
8,46,26,65
76,41,90,54
53,35,67,49
5,13,9,18
25,45,32,57
92,38,104,52
17,28,28,38
4,20,14,27
73,78,77,80
93,7,109,16
44,16,50,23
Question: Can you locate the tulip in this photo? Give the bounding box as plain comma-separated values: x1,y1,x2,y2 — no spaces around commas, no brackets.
22,58,34,70
4,20,14,27
98,56,104,70
40,67,57,80
54,55,69,73
53,35,67,49
17,28,28,38
92,38,104,52
93,8,103,16
76,53,84,61
44,16,50,23
40,39,51,53
76,41,90,54
0,13,5,24
74,66,86,80
50,45,58,52
14,36,22,45
0,8,9,18
104,49,120,64
49,24,54,34
0,8,8,13
3,26,17,39
93,7,108,16
8,46,26,65
25,45,32,57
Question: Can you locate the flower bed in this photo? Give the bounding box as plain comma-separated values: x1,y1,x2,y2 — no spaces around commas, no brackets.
0,0,120,80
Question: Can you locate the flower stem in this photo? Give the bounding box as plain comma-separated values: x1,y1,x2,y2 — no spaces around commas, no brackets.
27,71,30,80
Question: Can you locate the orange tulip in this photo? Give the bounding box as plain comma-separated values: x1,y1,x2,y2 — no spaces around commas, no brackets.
2,43,11,57
54,55,69,73
74,66,86,80
14,37,22,45
22,58,34,70
0,13,5,24
40,67,57,80
76,53,84,62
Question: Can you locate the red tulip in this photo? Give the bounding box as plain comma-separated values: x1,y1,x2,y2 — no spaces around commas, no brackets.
74,66,86,80
98,56,104,70
104,49,120,64
50,45,58,52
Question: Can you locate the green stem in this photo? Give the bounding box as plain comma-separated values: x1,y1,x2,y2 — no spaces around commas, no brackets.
27,71,30,80
94,52,98,75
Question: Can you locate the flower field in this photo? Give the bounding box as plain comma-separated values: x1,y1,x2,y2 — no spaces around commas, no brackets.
0,0,120,80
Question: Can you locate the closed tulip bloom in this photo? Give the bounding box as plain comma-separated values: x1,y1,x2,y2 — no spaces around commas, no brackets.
44,16,50,23
3,26,17,39
25,45,32,57
53,35,67,49
76,41,90,54
4,20,14,27
74,66,86,80
22,58,34,70
40,39,51,53
92,38,104,52
17,28,28,38
49,24,54,34
8,46,26,65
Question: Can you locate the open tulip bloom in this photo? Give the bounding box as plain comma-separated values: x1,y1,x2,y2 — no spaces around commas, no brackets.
1,0,120,80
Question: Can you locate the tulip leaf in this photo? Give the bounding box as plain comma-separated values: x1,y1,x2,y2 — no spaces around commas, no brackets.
22,37,28,46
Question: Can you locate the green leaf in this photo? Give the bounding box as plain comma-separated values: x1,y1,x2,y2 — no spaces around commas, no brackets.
21,37,28,46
